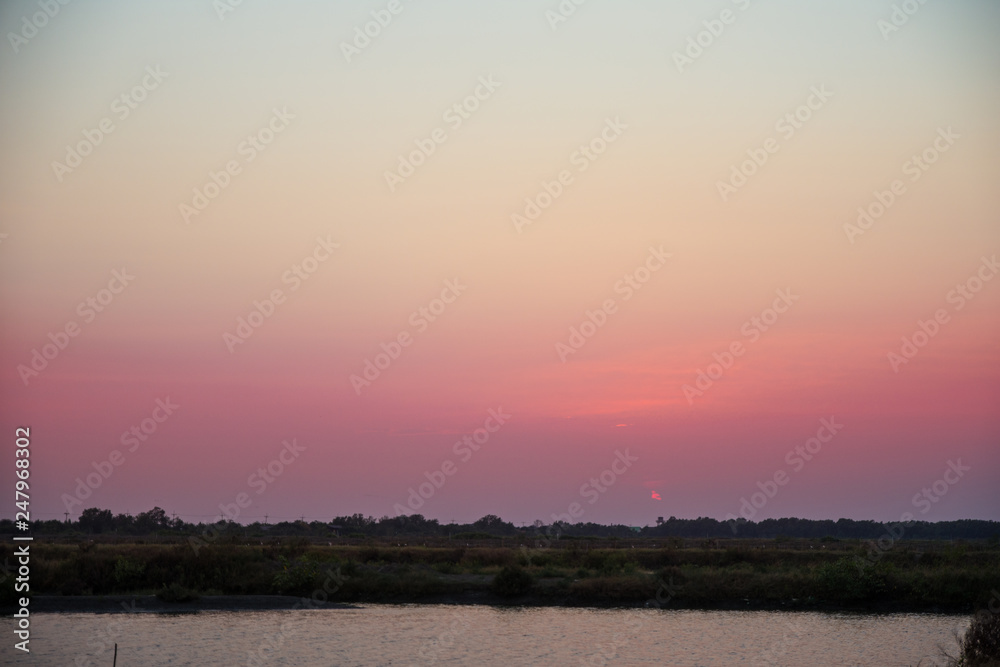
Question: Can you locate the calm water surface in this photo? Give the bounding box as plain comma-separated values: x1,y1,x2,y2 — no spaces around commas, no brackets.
4,605,969,666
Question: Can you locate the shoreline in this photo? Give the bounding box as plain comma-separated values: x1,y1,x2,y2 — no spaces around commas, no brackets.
13,594,975,615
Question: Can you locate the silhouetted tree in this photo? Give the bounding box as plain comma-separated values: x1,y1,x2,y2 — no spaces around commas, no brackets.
79,508,113,533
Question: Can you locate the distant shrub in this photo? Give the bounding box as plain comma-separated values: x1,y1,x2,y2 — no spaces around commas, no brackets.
491,564,533,598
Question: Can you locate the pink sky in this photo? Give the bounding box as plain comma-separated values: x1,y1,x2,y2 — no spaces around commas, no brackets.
1,0,998,526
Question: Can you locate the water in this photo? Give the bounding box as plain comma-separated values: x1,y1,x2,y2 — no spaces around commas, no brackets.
4,605,969,666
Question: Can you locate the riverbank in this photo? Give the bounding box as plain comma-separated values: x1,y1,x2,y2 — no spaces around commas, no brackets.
27,594,357,613
19,591,980,615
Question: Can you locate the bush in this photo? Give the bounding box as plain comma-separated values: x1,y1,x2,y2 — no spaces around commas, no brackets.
491,564,533,598
956,609,1000,666
113,556,146,589
272,556,321,595
816,557,888,602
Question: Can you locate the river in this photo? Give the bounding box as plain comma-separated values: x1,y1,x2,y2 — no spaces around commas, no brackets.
4,605,969,666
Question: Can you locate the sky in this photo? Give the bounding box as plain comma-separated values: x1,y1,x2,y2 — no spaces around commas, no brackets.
1,0,998,527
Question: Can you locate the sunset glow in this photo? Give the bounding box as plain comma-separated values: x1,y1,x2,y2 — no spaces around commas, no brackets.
1,0,998,528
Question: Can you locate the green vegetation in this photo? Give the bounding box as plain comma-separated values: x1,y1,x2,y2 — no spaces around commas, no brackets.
2,536,998,611
948,607,1000,666
7,507,999,542
491,564,534,598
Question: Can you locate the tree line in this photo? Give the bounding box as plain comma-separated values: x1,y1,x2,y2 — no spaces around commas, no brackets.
2,508,998,541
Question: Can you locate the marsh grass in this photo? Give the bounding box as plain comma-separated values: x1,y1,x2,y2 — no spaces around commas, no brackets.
2,540,997,609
